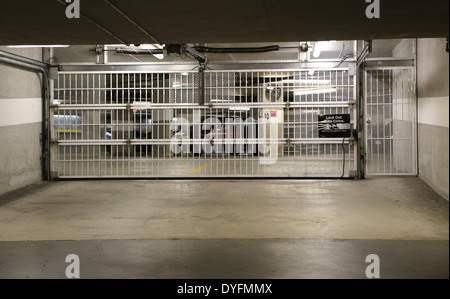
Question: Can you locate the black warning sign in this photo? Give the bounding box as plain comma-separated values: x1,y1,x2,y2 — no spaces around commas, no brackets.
318,114,351,138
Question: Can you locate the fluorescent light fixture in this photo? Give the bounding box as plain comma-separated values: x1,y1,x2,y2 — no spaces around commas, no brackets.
149,44,164,50
172,83,182,88
279,79,331,85
313,42,322,58
211,99,232,103
152,54,164,60
229,107,250,111
294,88,337,96
181,72,189,76
7,45,69,48
140,44,164,59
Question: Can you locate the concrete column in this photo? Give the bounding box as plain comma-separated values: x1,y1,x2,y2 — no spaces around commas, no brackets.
417,38,449,200
0,47,43,194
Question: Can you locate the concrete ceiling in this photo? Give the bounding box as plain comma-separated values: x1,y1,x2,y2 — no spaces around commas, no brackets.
0,0,448,45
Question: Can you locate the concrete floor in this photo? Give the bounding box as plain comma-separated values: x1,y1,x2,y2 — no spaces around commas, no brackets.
0,177,448,278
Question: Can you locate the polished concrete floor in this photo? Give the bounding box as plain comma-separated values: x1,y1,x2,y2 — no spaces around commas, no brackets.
0,177,448,278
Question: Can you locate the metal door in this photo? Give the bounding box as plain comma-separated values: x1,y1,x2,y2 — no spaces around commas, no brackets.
364,67,417,175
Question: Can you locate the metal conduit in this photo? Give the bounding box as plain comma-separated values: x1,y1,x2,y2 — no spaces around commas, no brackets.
0,49,48,69
0,52,51,181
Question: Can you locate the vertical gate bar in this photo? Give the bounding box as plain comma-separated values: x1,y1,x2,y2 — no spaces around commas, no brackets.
156,72,159,175
49,74,56,178
120,74,123,176
363,70,367,175
412,67,417,175
342,69,345,104
91,74,94,175
389,70,393,174
87,74,91,176
66,75,71,176
151,73,154,177
372,70,380,172
382,70,385,174
353,64,358,176
86,74,89,161
368,71,372,174
110,73,113,176
102,74,105,176
61,73,66,178
369,70,373,174
79,74,83,176
135,73,138,176
413,68,416,174
109,74,112,177
408,69,412,174
399,70,403,173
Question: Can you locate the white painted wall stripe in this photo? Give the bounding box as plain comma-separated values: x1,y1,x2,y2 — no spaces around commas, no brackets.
418,96,449,128
0,98,42,127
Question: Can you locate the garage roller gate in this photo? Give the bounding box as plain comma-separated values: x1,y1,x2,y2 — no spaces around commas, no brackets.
50,69,357,178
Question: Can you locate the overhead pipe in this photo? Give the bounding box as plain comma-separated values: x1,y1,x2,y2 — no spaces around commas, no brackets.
0,56,48,75
113,45,280,56
115,48,164,55
357,40,372,67
194,45,280,54
0,49,48,69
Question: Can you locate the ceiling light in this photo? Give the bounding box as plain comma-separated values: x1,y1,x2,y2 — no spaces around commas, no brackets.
152,54,164,60
279,79,331,85
211,99,232,103
7,45,69,48
313,42,322,58
139,44,164,59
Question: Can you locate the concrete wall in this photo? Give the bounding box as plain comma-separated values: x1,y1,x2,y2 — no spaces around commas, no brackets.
417,38,449,200
392,40,416,174
0,47,43,195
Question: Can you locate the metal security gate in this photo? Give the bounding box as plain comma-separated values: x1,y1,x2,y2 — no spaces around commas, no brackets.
364,67,417,175
50,69,357,178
